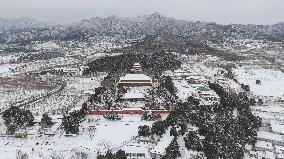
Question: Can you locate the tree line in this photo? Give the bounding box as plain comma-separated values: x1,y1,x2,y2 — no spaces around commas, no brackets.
84,52,181,79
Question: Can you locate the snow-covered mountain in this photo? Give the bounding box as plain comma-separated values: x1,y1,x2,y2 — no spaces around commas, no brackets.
0,13,283,44
0,17,55,33
68,13,284,41
69,13,208,37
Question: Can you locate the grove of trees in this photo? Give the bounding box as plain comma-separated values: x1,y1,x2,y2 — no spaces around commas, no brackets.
85,52,181,79
62,103,90,134
2,106,34,134
146,82,261,159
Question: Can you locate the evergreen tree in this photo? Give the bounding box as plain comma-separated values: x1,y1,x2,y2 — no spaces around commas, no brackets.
96,154,105,159
178,123,188,136
241,83,250,92
40,113,53,128
81,103,90,116
151,121,167,136
184,131,203,151
161,76,177,97
170,127,178,137
62,115,80,134
6,124,17,135
162,138,181,159
138,125,151,137
115,149,127,159
2,106,34,131
105,150,114,159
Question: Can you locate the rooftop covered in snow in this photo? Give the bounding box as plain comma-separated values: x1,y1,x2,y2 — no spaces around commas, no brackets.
119,74,152,81
118,74,153,87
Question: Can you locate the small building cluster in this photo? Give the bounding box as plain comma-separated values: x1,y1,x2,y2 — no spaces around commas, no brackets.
89,63,171,114
167,68,221,106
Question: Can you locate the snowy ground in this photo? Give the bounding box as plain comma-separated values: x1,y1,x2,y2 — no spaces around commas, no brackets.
25,75,106,115
0,73,108,158
1,48,284,158
248,98,284,158
174,80,195,101
234,66,284,97
0,41,134,158
0,114,160,159
0,76,56,112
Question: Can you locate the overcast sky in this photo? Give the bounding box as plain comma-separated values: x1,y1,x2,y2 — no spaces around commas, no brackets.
0,0,283,25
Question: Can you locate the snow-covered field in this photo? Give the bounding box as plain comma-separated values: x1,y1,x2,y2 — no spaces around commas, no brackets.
234,66,284,97
0,39,139,158
0,76,56,111
0,114,158,159
25,75,106,115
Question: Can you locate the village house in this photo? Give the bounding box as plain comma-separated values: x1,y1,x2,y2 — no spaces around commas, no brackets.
173,69,191,80
187,76,202,84
255,140,274,152
196,86,220,106
119,142,148,159
163,70,174,77
48,67,79,76
256,79,262,85
201,95,220,105
14,131,28,138
257,151,276,159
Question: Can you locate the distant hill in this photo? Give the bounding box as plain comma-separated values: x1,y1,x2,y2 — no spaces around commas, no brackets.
0,17,55,33
0,13,284,44
63,13,284,42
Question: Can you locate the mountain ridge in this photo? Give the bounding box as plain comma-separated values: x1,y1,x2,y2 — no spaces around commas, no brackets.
0,17,57,33
0,13,284,43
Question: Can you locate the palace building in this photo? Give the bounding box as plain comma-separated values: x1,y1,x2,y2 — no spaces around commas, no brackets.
118,63,152,87
87,62,171,114
131,63,143,74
